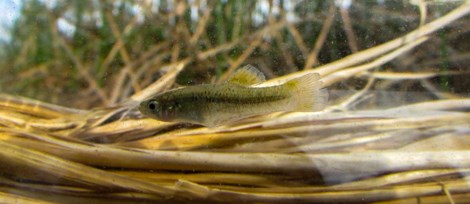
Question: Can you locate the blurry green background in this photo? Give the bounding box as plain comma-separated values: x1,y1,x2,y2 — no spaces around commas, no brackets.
0,0,468,109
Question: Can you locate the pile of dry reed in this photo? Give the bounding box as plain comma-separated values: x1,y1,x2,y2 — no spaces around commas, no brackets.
0,2,469,204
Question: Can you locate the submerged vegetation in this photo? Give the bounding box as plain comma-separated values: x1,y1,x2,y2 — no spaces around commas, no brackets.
0,0,469,203
0,0,468,108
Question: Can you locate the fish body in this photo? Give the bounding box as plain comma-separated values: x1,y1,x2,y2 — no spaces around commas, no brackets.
139,65,327,127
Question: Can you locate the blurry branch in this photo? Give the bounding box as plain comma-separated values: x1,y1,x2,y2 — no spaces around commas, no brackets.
102,12,136,71
218,37,264,82
320,36,428,87
412,0,428,27
198,19,288,61
420,52,470,66
48,16,110,105
270,1,470,84
304,4,336,70
359,70,467,99
128,63,186,104
171,39,181,63
106,12,142,105
12,36,35,69
197,40,238,61
339,5,359,53
1,1,467,110
190,8,212,45
287,24,309,58
325,77,375,112
274,31,297,72
123,42,171,99
420,79,460,99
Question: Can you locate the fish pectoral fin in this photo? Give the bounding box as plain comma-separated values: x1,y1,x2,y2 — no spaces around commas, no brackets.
226,64,266,86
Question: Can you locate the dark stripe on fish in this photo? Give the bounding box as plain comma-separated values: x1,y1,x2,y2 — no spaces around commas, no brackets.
168,89,289,104
203,94,287,104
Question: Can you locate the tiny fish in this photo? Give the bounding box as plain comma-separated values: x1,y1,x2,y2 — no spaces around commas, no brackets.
139,65,328,127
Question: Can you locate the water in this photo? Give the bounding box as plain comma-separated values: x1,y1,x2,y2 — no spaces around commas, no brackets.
0,1,469,203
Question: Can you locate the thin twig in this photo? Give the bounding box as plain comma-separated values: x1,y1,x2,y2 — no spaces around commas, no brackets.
340,7,359,53
273,2,470,84
48,17,109,105
304,4,336,69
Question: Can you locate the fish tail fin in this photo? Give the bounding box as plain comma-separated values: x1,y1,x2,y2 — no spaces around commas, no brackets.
284,73,328,112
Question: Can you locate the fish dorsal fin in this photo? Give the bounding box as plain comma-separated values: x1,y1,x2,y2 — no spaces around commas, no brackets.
226,65,265,86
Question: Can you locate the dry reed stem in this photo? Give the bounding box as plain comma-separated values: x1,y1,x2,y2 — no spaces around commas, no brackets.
0,140,177,196
415,0,428,27
2,106,469,175
0,191,53,204
0,94,87,117
359,71,467,80
1,98,469,202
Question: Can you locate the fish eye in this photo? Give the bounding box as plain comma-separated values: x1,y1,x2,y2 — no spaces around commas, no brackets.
148,101,158,110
